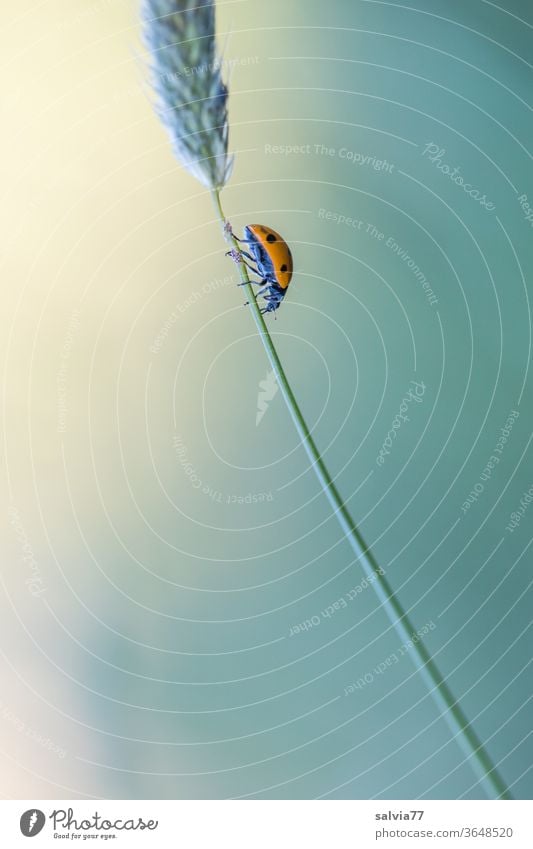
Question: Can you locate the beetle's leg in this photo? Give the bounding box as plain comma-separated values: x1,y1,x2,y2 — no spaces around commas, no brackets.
225,248,255,263
227,253,261,276
225,249,262,278
241,258,262,276
261,291,283,313
236,261,263,280
239,249,256,263
242,278,267,288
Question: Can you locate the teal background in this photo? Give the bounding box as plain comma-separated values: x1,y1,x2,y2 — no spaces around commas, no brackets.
0,0,531,799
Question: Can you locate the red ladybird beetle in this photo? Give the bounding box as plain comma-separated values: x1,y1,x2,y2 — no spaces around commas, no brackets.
232,224,294,314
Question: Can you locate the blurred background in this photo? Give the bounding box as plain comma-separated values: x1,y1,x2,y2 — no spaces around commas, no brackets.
0,0,531,799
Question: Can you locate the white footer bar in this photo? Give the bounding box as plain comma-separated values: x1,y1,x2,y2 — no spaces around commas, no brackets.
1,800,531,848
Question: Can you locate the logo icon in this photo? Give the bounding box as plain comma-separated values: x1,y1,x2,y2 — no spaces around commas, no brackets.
256,368,279,426
20,810,46,837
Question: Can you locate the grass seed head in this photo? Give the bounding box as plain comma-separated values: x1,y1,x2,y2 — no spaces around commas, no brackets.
142,0,233,189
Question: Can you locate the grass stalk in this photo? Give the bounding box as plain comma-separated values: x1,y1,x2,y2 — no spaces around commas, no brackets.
141,0,510,802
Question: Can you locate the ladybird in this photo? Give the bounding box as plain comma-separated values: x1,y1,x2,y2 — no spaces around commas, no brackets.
234,224,294,314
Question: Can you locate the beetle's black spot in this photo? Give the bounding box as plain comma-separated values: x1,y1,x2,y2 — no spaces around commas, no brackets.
266,233,276,243
280,264,288,272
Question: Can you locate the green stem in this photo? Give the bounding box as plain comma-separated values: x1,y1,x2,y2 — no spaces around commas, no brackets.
211,188,511,800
